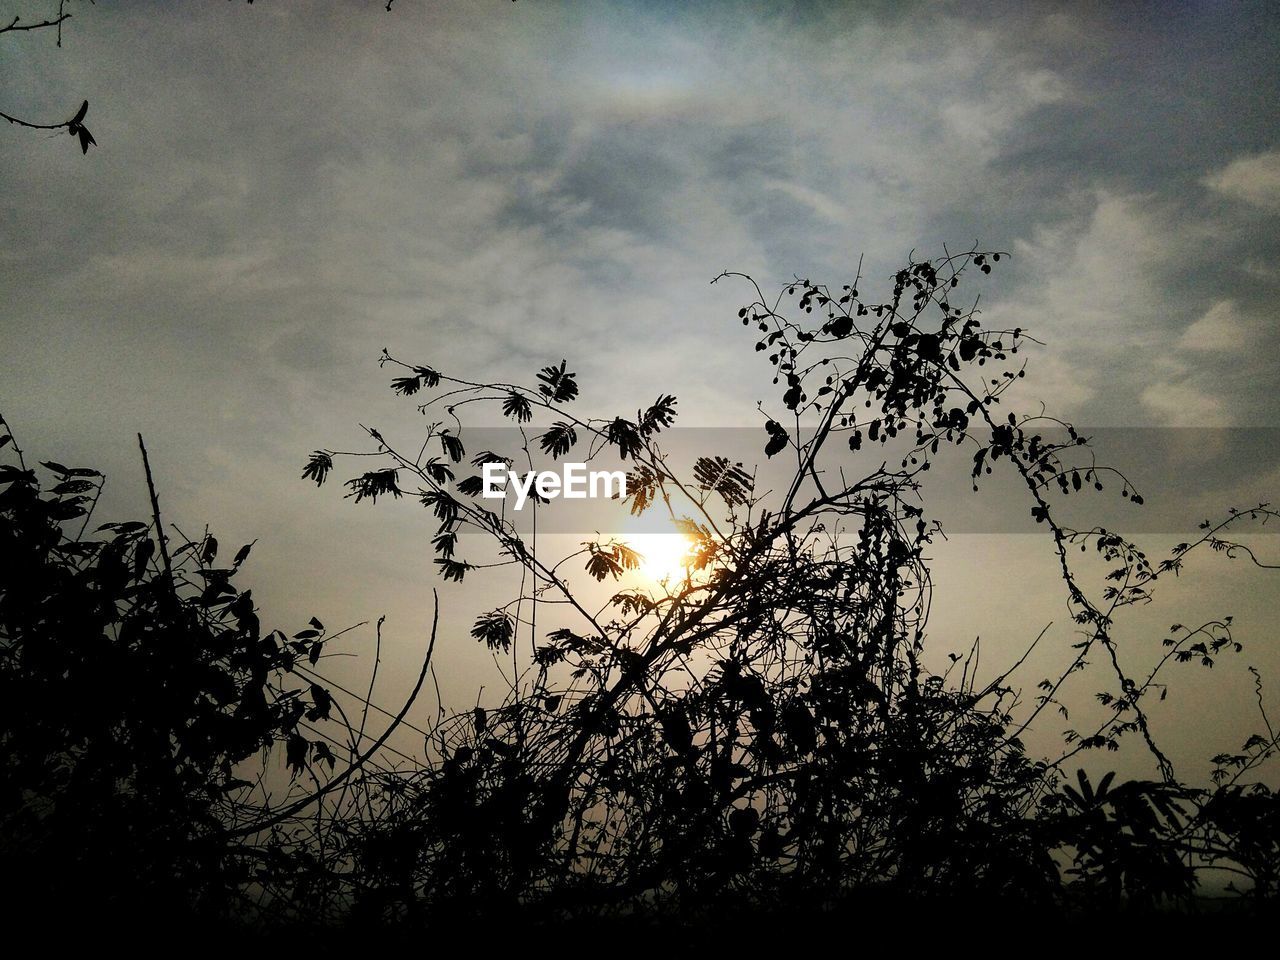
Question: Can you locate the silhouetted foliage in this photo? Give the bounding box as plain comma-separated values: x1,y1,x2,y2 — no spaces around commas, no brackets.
0,417,434,927
4,247,1280,934
297,248,1280,922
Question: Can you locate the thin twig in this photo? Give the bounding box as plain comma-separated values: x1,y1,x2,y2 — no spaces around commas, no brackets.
137,433,176,609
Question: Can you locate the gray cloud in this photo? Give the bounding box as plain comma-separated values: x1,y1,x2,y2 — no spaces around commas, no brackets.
3,1,1278,753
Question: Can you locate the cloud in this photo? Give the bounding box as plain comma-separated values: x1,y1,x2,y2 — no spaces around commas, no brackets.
1140,377,1230,427
1177,300,1254,353
979,191,1177,420
941,67,1069,157
981,188,1277,427
1008,191,1175,338
759,178,851,225
1205,150,1280,211
4,1,1280,702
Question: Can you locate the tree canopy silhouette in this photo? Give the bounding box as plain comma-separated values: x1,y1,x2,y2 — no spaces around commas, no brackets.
301,248,1280,919
3,248,1279,934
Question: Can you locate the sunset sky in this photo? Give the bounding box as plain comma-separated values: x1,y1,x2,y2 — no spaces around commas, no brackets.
3,1,1279,775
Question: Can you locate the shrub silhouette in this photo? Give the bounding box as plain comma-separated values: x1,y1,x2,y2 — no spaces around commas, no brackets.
3,248,1279,932
0,424,365,924
304,248,1279,920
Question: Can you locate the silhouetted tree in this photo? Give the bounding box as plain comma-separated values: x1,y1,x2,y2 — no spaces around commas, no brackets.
0,417,432,926
307,247,1280,920
4,246,1278,931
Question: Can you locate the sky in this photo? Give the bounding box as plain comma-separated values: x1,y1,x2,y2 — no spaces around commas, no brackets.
3,0,1279,778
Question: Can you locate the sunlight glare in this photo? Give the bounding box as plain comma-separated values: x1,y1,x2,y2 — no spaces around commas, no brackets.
626,532,693,584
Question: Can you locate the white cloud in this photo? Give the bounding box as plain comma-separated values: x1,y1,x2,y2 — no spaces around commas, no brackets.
1000,350,1095,417
941,67,1068,155
1140,378,1230,427
760,178,851,225
1010,192,1173,341
1205,150,1280,211
1178,300,1253,353
988,192,1266,426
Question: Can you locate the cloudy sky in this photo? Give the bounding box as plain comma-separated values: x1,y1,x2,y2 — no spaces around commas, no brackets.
3,1,1279,774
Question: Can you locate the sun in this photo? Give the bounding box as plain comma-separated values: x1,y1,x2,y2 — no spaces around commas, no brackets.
625,532,694,584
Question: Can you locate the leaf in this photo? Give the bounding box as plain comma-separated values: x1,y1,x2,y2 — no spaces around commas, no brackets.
673,518,711,542
432,529,458,557
729,807,760,837
692,456,753,506
422,459,455,484
619,465,663,515
471,450,512,469
47,498,87,521
471,611,514,653
659,708,692,752
584,543,636,581
132,538,154,578
233,541,254,566
391,375,424,396
828,314,854,338
312,741,336,772
1077,769,1093,803
78,126,95,154
193,568,236,580
436,557,472,582
71,100,89,125
202,536,219,565
286,734,309,775
501,392,533,423
782,382,803,410
534,644,567,668
611,542,641,571
302,451,333,486
536,360,579,403
606,418,643,460
419,489,459,525
101,520,147,534
639,395,678,434
764,421,789,458
439,431,465,464
345,468,401,504
51,479,95,495
307,684,333,721
781,701,816,754
611,590,654,617
585,551,622,581
538,422,577,459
